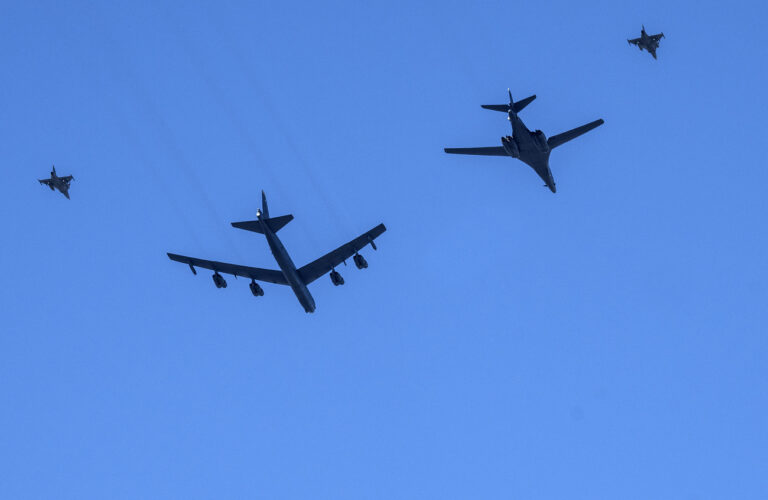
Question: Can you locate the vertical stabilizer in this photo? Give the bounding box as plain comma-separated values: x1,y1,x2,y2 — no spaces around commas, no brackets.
261,190,270,218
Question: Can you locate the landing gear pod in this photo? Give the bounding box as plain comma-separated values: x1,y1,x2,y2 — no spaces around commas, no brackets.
249,280,264,297
330,270,345,286
212,272,227,288
353,253,368,269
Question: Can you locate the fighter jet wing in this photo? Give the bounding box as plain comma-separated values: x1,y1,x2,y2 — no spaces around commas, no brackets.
650,33,664,41
59,175,73,183
38,178,52,186
297,224,386,285
547,119,605,149
627,37,641,46
167,252,289,285
444,147,507,156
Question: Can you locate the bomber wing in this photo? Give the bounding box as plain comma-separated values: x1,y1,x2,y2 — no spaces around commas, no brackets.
297,224,386,285
547,119,604,149
444,147,507,156
167,253,288,285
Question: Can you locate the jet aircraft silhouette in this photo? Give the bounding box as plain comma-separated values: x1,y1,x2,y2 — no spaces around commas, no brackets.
627,25,665,59
38,165,74,199
444,90,604,192
167,192,386,313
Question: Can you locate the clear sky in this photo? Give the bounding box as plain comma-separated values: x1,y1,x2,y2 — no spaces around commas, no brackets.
1,0,767,498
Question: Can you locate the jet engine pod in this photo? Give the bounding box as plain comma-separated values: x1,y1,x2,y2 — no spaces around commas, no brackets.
330,270,345,286
501,135,519,157
212,272,227,288
533,130,549,152
249,280,264,297
353,253,368,270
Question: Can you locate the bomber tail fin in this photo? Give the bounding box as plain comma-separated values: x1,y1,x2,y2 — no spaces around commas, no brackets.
481,91,536,114
232,191,293,234
261,190,270,218
232,214,293,234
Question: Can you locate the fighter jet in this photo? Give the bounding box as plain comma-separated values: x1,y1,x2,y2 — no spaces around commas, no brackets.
167,191,386,313
627,25,665,59
444,90,604,193
38,165,74,199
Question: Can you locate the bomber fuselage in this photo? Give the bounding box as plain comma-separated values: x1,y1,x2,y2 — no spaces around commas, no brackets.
258,213,316,313
507,111,556,193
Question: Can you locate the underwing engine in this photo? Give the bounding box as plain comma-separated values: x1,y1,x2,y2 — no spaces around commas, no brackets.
353,253,368,269
501,136,519,157
212,272,227,288
330,270,345,286
249,280,264,297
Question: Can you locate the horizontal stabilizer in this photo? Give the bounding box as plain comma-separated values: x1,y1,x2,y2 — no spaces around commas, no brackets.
512,94,536,113
231,214,294,234
481,94,536,113
480,104,511,112
547,119,605,149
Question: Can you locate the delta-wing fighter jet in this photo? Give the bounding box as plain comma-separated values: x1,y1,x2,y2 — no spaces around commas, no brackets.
444,90,604,193
167,191,386,313
627,25,665,59
38,165,74,199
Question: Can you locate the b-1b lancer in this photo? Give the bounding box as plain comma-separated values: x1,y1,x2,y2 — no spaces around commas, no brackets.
167,192,386,313
38,165,74,199
627,25,665,59
444,90,604,193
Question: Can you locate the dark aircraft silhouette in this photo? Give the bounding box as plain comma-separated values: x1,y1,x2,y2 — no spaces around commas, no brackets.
38,165,74,199
167,192,386,313
628,25,665,59
444,90,604,193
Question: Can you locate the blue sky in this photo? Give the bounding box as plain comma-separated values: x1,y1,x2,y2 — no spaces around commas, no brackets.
1,0,767,498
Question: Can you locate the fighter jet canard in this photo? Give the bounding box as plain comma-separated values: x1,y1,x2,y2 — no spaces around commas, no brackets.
38,165,74,199
444,90,604,193
167,191,386,313
627,25,665,59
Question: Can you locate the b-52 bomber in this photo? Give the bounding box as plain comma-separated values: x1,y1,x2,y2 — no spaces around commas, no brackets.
167,191,386,313
627,25,665,59
444,90,604,193
38,165,74,199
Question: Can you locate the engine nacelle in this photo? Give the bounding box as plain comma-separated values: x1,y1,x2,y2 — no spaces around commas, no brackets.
353,253,368,269
249,281,264,296
501,135,519,157
330,270,345,286
533,130,549,152
212,272,227,288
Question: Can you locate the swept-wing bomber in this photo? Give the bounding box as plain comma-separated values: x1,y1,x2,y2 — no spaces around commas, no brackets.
444,90,604,193
167,191,386,313
627,25,665,59
38,165,74,199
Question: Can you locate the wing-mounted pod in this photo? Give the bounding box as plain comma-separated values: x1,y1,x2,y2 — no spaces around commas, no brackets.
501,136,519,157
249,280,264,296
212,272,227,288
532,130,549,152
